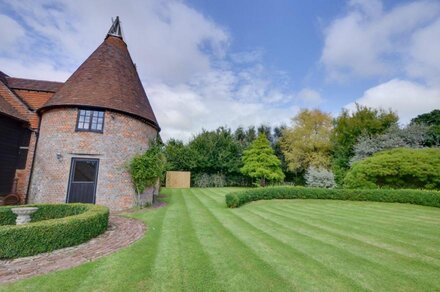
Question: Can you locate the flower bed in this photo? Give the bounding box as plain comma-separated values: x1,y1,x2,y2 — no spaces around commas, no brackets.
225,186,440,208
0,203,109,259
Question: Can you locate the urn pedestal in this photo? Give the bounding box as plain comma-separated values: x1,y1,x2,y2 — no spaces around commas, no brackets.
11,207,38,225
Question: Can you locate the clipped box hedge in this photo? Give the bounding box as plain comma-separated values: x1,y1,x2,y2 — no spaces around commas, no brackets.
0,203,109,259
225,186,440,209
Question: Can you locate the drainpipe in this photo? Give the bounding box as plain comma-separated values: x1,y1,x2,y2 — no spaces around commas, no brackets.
25,117,42,204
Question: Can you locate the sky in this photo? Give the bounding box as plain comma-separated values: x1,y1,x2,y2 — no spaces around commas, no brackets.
0,0,440,141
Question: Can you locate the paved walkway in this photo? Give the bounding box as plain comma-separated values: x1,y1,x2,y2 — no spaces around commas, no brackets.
0,216,145,283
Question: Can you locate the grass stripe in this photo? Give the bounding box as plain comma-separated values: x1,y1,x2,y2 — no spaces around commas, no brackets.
196,189,369,291
249,205,440,274
183,188,294,291
263,203,440,262
239,206,439,291
294,202,440,234
149,189,222,291
273,201,440,243
3,188,439,291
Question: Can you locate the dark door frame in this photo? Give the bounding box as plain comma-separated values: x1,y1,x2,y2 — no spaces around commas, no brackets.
66,157,99,204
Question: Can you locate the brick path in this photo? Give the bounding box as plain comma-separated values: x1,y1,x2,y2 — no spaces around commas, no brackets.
0,216,145,283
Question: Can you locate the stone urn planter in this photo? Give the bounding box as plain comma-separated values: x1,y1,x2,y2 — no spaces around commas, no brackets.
11,207,38,225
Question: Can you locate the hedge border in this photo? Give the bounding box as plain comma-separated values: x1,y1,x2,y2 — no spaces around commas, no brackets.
0,204,89,226
225,187,440,209
0,203,109,259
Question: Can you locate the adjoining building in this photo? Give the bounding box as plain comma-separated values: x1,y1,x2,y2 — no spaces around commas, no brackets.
0,17,160,210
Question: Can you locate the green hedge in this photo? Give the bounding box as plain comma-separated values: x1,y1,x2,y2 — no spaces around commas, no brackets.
0,204,109,259
344,148,440,190
0,204,88,226
225,186,440,208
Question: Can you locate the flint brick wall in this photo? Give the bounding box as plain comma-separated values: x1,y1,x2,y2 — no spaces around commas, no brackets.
28,108,157,211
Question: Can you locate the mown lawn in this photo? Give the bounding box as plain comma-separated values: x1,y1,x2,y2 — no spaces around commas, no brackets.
3,188,440,291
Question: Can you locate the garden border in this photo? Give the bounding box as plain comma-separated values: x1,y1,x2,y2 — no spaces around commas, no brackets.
225,187,440,208
0,204,109,259
0,215,145,283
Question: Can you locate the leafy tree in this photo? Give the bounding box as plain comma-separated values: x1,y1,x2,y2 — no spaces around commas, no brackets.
305,166,336,189
234,126,259,148
234,126,247,147
281,109,333,173
332,104,398,185
164,139,195,171
258,124,272,142
189,127,242,176
245,126,257,145
241,133,285,186
351,123,429,164
129,140,166,206
411,109,440,146
344,148,440,190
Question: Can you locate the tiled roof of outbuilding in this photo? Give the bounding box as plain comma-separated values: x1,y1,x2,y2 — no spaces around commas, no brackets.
40,19,160,131
6,77,63,92
0,81,28,122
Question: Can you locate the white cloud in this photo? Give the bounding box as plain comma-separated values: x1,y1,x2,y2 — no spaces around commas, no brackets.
407,18,440,85
0,0,302,141
0,58,71,81
297,88,323,107
230,49,263,64
321,0,440,80
2,0,230,84
0,14,25,53
325,0,440,125
346,79,440,124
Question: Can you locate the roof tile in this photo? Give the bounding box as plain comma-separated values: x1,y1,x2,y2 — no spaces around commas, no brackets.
0,81,28,122
6,77,63,92
41,36,160,130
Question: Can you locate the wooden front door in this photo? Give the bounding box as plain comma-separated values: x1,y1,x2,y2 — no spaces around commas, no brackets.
67,158,99,204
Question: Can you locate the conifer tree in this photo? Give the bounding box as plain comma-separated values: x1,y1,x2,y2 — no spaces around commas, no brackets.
241,133,285,186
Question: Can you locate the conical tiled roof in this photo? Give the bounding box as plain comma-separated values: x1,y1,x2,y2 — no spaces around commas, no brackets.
40,18,159,130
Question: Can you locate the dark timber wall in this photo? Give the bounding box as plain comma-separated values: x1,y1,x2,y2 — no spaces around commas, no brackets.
0,115,30,195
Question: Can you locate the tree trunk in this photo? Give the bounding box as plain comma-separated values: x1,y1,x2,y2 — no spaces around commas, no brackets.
260,177,266,187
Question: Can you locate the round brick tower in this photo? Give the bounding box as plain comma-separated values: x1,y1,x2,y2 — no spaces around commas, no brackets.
29,17,160,211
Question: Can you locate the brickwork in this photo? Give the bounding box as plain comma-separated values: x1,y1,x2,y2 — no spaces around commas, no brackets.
14,132,37,203
29,108,157,210
0,216,145,283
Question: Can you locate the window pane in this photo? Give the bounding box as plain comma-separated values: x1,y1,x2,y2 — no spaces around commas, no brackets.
73,160,97,182
77,109,104,132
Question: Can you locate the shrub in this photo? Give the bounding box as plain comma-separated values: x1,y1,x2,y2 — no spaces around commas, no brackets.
129,140,166,206
0,204,87,226
0,203,109,259
225,186,440,208
211,173,226,187
350,124,429,164
305,167,336,188
344,148,440,190
194,173,211,188
193,173,226,187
